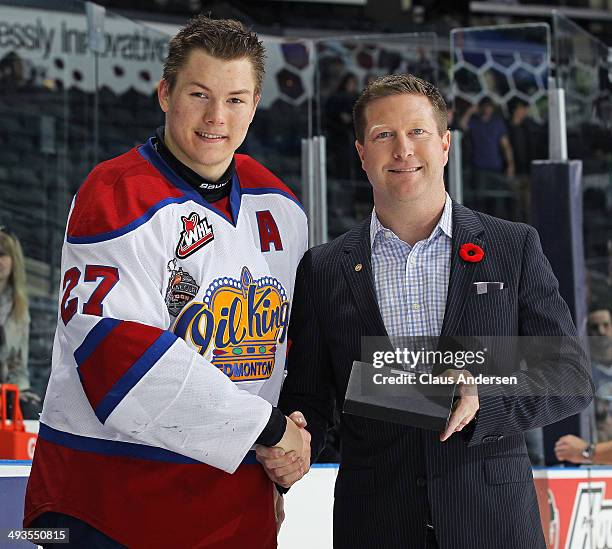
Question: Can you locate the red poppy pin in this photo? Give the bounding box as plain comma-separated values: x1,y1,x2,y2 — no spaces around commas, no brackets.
459,243,484,263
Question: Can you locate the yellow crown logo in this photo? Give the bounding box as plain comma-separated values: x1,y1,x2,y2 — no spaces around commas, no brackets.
173,267,290,382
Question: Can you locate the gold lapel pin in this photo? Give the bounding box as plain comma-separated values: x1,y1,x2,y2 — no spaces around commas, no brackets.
355,263,363,272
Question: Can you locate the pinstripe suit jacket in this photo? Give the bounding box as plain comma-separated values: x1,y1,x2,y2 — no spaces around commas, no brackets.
278,202,593,549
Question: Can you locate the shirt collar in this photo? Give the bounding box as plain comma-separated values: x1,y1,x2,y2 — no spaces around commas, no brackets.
370,193,453,249
153,126,235,201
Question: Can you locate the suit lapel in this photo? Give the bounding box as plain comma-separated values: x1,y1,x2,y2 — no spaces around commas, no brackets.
440,203,485,336
341,219,388,337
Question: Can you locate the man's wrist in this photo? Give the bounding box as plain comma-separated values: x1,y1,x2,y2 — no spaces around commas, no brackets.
581,442,596,462
255,407,287,447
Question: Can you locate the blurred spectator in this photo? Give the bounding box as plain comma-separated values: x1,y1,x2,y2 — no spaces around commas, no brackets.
325,72,360,179
554,434,612,464
586,96,612,162
460,97,517,219
554,304,612,463
460,97,515,177
508,98,540,176
586,263,612,309
0,226,41,419
589,303,612,361
507,98,543,221
589,304,612,426
445,96,460,132
408,47,435,84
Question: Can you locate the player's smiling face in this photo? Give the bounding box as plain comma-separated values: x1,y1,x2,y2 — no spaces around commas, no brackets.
355,93,450,209
158,49,260,181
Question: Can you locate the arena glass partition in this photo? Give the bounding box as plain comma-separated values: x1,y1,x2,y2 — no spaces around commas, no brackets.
450,24,551,225
89,7,168,164
554,14,612,472
0,0,171,399
312,33,442,241
245,36,313,203
553,12,611,313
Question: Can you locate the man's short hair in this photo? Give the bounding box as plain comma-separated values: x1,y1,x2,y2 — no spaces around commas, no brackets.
589,302,612,317
353,73,448,144
508,97,529,115
162,15,266,95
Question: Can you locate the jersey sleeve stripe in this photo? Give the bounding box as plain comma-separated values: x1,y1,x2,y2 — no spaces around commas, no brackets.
74,318,121,366
38,423,260,465
95,331,177,423
67,195,192,244
75,320,166,412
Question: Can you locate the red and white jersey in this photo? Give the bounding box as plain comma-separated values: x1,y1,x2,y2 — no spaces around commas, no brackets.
25,139,307,548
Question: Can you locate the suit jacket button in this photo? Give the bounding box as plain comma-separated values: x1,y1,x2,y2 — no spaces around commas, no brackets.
416,477,427,487
482,436,497,444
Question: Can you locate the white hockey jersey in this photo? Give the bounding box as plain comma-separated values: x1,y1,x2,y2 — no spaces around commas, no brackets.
25,139,308,548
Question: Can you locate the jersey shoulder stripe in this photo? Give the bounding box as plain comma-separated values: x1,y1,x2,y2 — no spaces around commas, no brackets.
235,154,304,212
66,143,304,244
67,147,189,244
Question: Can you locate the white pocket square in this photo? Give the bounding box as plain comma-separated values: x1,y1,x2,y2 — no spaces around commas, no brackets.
473,282,504,295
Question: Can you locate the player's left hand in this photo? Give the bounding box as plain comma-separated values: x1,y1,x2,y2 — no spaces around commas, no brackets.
439,369,479,442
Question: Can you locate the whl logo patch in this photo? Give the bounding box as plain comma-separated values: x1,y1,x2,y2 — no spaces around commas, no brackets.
176,212,214,259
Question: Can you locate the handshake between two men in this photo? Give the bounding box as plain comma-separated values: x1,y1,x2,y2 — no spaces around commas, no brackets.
254,369,481,531
256,411,312,488
255,369,481,488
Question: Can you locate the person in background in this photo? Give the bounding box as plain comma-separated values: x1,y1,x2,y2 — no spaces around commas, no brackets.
325,72,360,180
460,97,516,218
0,226,41,419
507,98,539,177
589,304,612,390
507,98,545,220
555,304,612,464
460,97,515,178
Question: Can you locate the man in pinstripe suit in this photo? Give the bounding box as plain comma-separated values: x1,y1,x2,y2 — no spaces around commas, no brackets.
256,74,593,548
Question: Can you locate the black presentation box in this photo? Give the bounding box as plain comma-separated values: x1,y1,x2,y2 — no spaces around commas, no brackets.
343,361,457,431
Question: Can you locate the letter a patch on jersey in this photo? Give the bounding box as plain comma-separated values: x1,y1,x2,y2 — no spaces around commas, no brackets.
176,212,214,259
256,210,283,252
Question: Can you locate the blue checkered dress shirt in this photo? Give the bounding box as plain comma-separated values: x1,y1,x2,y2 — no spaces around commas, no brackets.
370,194,452,341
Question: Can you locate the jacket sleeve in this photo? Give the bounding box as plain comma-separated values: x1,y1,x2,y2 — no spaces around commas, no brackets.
468,226,594,446
278,251,335,462
54,202,272,474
